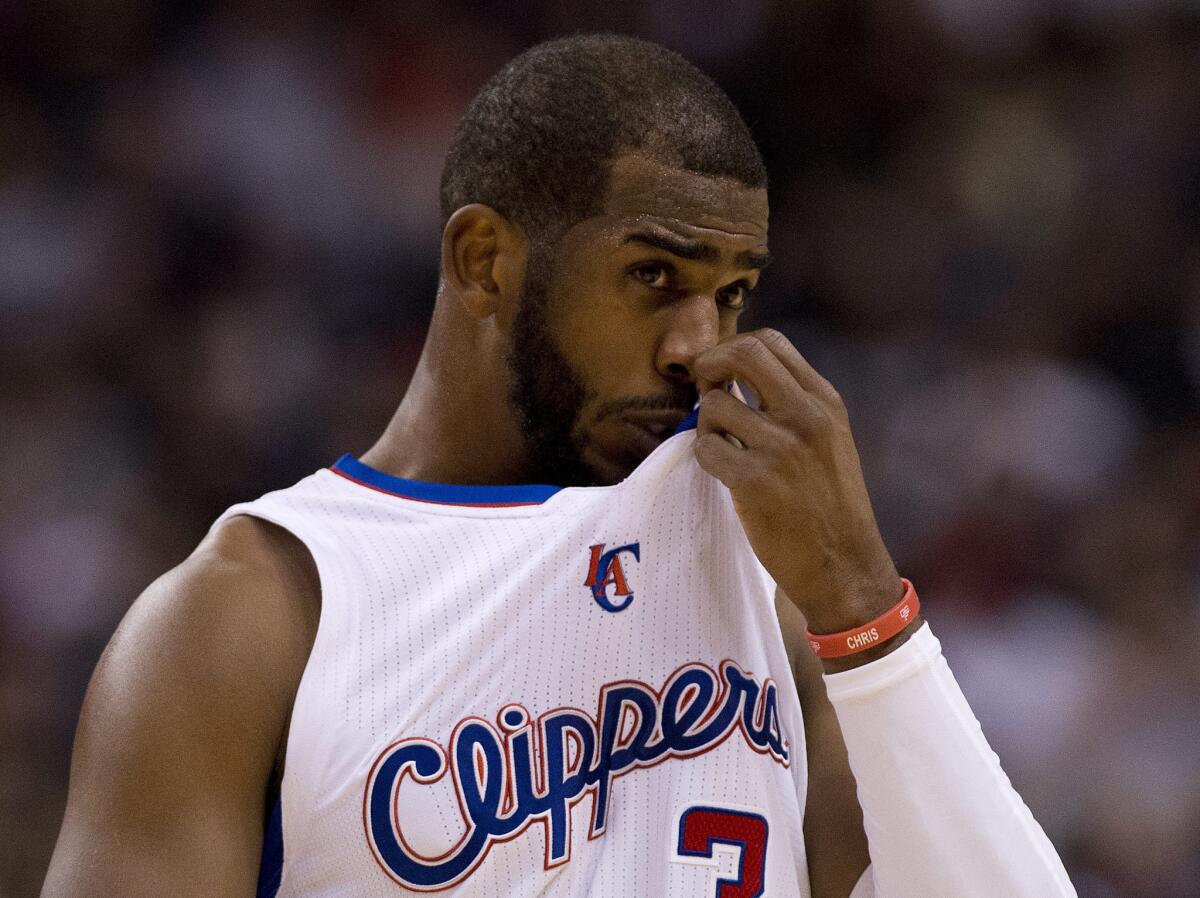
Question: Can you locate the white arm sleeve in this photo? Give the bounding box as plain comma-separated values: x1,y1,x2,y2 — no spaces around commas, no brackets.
823,623,1076,897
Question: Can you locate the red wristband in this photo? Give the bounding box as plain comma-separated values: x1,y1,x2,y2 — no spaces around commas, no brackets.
806,578,920,658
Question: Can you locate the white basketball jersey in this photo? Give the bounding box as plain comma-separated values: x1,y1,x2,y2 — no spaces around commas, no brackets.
216,424,811,897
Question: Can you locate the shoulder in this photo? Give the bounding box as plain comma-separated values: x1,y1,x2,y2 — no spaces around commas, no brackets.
113,513,319,703
164,512,320,635
42,514,321,895
83,511,321,776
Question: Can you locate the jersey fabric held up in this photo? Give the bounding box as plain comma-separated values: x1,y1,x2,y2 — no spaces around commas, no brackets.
215,424,811,897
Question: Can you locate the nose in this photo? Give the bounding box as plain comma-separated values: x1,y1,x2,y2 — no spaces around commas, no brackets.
655,294,721,386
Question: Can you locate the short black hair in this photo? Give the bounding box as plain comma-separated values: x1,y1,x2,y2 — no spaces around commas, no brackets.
438,34,767,242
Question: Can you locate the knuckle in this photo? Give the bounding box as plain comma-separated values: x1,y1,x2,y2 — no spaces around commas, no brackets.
732,337,771,368
754,327,787,349
793,398,832,433
816,375,842,404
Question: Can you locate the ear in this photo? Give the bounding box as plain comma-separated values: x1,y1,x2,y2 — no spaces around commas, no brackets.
440,204,528,320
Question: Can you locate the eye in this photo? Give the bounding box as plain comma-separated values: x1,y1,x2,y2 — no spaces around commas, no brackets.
631,263,670,289
717,283,750,310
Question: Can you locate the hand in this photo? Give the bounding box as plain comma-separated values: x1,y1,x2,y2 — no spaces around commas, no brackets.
693,328,902,634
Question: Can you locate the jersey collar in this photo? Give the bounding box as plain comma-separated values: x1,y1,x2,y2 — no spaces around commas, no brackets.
330,408,698,507
329,454,562,507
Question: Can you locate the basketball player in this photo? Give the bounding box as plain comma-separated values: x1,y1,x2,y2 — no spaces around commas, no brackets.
43,36,1075,897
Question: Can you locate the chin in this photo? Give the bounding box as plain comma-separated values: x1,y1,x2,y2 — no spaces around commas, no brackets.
577,425,661,486
583,457,636,487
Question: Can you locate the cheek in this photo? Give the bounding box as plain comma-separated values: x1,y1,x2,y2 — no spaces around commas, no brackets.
556,285,656,372
577,324,660,406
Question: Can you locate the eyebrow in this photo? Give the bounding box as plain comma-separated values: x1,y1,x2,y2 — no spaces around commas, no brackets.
622,229,772,271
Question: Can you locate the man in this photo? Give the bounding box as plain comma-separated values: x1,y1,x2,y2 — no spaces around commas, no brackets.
43,35,1075,897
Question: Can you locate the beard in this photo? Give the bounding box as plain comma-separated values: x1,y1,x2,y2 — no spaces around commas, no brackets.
506,266,598,486
506,260,699,487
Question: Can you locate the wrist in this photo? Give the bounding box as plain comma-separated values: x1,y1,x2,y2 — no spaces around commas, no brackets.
804,577,921,673
788,570,903,635
818,612,923,673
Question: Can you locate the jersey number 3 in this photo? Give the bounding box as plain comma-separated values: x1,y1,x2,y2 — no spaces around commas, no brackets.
674,805,769,898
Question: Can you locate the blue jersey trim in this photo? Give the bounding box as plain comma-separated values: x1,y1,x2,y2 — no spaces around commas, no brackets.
256,797,283,898
674,406,700,434
331,454,563,506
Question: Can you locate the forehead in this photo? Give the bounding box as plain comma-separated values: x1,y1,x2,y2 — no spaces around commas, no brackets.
593,154,769,247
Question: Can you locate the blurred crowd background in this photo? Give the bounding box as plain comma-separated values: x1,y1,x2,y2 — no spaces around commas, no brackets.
3,1,1199,895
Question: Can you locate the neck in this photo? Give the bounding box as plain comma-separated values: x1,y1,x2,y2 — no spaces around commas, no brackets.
361,296,534,486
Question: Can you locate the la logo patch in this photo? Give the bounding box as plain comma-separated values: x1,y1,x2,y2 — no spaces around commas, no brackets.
584,542,640,612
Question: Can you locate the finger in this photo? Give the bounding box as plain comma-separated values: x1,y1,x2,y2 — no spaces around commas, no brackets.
696,387,779,450
694,430,759,488
750,328,841,404
694,333,799,413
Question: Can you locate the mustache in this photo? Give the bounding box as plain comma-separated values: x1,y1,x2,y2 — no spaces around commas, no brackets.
593,390,698,422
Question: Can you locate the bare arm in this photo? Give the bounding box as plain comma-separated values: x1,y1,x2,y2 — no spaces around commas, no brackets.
706,330,1071,894
42,515,319,897
776,590,871,898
